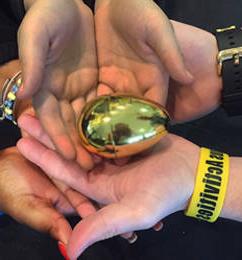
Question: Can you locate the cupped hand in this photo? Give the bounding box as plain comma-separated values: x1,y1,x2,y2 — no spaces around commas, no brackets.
167,21,222,122
18,0,97,168
94,0,193,104
17,124,199,259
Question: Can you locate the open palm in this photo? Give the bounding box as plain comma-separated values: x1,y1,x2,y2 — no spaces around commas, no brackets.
17,131,199,259
95,0,193,105
18,0,97,168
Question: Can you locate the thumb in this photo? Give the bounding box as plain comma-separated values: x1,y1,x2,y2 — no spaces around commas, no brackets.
148,12,193,85
17,12,49,99
67,203,144,259
13,199,72,244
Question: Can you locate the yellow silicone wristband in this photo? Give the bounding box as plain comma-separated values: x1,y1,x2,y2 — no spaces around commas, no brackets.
185,147,229,222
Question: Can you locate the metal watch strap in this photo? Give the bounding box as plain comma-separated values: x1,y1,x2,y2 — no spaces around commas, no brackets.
216,26,242,116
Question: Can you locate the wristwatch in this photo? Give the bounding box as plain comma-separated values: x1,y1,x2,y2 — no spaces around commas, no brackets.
216,25,242,116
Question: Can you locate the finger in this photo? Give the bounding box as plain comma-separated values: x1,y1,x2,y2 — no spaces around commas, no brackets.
97,83,114,96
72,94,103,167
17,14,48,99
60,100,94,170
153,221,163,231
144,66,169,104
67,204,146,259
148,11,193,85
96,203,137,244
8,198,72,244
33,90,76,160
121,232,138,244
86,88,97,103
17,138,89,195
62,187,97,218
121,221,163,243
18,114,55,149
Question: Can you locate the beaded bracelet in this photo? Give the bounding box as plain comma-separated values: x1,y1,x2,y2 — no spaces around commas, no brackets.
0,71,22,125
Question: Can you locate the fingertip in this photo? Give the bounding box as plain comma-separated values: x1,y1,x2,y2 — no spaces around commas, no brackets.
169,68,194,86
153,221,163,231
127,232,138,244
16,137,29,153
97,83,114,96
17,87,30,99
16,138,24,151
17,113,32,129
183,70,194,84
49,217,72,245
121,232,138,244
17,69,41,99
59,145,77,162
58,242,70,260
75,145,95,170
54,136,77,161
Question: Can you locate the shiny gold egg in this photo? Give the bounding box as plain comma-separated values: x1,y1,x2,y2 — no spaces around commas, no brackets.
78,94,169,158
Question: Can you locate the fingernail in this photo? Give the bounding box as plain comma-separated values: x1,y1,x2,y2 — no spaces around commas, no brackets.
127,233,138,244
18,84,24,94
153,222,163,232
17,84,24,98
58,241,70,260
185,70,194,83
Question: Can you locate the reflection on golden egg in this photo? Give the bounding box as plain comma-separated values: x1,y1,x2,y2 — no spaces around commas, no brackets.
77,94,169,158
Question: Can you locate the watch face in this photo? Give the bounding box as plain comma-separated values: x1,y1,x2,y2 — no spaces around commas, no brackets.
78,94,169,158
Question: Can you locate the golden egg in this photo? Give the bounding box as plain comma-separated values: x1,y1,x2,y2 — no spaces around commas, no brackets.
78,94,169,158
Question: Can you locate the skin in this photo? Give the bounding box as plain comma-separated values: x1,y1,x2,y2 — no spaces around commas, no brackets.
18,0,221,164
0,146,74,244
16,0,224,257
17,129,200,259
168,21,222,122
17,117,242,260
16,18,223,258
0,61,97,245
94,0,193,105
18,0,97,169
94,0,221,122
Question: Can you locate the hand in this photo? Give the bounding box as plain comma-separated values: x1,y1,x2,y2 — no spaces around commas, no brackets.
18,0,97,168
17,128,199,259
94,0,193,105
0,60,99,240
0,147,97,245
167,21,222,122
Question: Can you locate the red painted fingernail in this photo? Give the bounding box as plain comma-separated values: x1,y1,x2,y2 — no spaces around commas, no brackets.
19,84,24,92
58,241,70,260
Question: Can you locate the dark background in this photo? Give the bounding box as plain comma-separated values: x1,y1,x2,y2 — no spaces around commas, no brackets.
1,0,242,259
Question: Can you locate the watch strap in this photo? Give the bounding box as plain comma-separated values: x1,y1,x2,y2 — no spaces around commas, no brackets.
216,26,242,116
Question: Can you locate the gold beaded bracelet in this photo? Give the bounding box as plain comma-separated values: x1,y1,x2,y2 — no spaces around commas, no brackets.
0,71,22,125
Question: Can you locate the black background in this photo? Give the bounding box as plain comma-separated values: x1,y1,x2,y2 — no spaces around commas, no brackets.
1,0,242,259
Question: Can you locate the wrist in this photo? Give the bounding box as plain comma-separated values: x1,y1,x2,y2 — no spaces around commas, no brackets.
185,148,230,222
220,157,242,221
180,141,200,211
